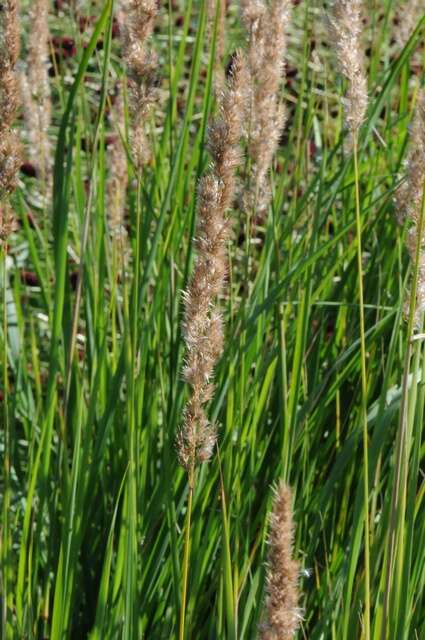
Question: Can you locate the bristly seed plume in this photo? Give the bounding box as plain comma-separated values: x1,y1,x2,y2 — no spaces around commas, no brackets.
328,0,368,147
120,0,158,172
20,0,52,187
177,52,248,470
0,0,21,242
241,0,292,223
395,90,425,328
260,482,302,640
395,0,423,48
107,90,129,256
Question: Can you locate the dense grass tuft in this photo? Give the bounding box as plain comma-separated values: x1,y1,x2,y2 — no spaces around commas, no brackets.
1,1,425,638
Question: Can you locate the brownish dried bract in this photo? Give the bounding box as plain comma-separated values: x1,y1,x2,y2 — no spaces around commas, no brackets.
0,1,20,72
119,0,158,171
241,0,292,222
0,131,21,198
0,0,20,130
0,201,18,241
395,0,423,48
328,0,368,145
260,483,301,640
0,0,21,242
177,52,247,470
395,91,425,327
107,91,129,258
207,0,227,93
20,0,52,185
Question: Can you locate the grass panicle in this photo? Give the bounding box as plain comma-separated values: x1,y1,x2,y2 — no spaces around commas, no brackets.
177,51,248,470
396,0,423,47
20,0,51,186
120,0,158,171
107,91,129,251
0,0,21,206
396,90,425,326
0,0,21,238
241,0,292,222
328,0,368,146
260,483,301,640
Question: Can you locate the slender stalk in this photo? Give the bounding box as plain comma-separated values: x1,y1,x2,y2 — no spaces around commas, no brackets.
63,9,113,420
353,135,370,640
381,183,425,639
179,464,195,640
1,246,10,635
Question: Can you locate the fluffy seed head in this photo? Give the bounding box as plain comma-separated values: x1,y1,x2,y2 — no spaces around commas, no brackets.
20,0,52,184
260,483,302,640
395,0,423,48
241,0,292,222
119,0,158,171
107,92,129,252
0,201,18,241
0,0,21,242
0,1,20,72
328,0,368,141
0,131,21,198
177,52,247,470
0,0,20,131
395,91,425,327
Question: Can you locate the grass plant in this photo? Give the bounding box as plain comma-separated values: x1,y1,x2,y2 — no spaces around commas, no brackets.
1,1,425,638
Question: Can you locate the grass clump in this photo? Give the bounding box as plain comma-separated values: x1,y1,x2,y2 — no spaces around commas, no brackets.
0,1,425,639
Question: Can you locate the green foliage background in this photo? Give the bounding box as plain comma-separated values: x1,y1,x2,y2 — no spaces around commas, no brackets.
1,1,425,638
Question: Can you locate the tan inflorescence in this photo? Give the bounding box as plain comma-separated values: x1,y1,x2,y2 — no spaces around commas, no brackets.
20,0,52,185
177,52,248,470
0,0,21,241
207,0,226,93
396,91,425,328
328,0,368,144
395,0,423,48
260,483,301,640
107,93,128,242
241,0,292,222
120,0,158,172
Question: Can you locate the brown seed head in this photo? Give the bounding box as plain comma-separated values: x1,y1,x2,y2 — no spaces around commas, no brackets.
177,53,247,470
119,0,158,171
20,0,52,185
395,0,423,48
395,91,425,327
0,201,18,241
241,0,292,222
0,0,21,242
260,483,302,640
107,91,129,254
328,0,368,142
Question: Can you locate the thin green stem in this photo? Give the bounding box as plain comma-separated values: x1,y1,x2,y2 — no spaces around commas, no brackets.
179,465,195,640
353,135,370,640
1,246,10,636
381,182,425,639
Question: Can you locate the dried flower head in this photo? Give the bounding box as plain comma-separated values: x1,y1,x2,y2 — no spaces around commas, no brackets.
107,91,129,256
119,0,158,171
328,0,368,144
0,201,18,241
395,91,425,328
0,1,20,72
241,0,292,222
20,0,52,185
177,52,247,470
0,131,21,198
395,0,423,48
207,0,227,93
0,0,21,243
260,483,302,640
